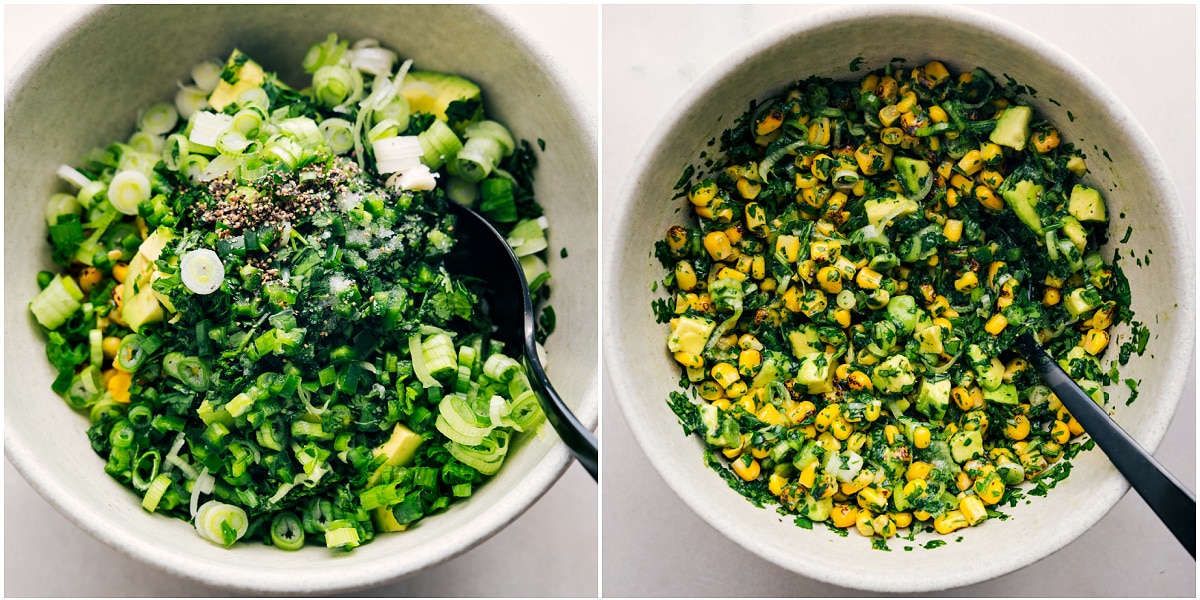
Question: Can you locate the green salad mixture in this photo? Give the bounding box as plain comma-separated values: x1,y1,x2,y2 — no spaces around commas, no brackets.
653,59,1148,544
31,34,558,550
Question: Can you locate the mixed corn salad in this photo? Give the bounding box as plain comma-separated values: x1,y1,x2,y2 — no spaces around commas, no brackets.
655,60,1145,543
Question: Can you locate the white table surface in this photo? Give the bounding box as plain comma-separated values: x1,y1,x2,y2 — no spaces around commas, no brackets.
3,4,598,597
602,5,1196,597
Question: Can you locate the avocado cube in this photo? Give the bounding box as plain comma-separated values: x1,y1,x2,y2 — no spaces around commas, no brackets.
1068,184,1107,223
667,315,716,355
915,378,952,421
949,430,984,464
989,105,1033,151
982,382,1018,405
1064,288,1100,317
1000,179,1044,235
795,352,831,388
864,193,918,231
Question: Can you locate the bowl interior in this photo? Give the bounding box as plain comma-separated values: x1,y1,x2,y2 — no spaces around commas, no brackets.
606,6,1192,593
5,5,597,594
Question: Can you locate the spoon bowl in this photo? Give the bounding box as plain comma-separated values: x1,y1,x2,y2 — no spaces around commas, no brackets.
446,201,598,479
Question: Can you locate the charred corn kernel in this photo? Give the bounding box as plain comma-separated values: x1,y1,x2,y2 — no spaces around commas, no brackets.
734,350,762,379
108,370,133,403
857,487,889,513
755,108,784,136
704,231,733,261
726,381,749,399
952,386,974,411
984,314,1008,335
896,91,918,114
979,168,1005,189
724,224,745,245
798,461,818,489
879,126,905,146
710,362,740,388
884,424,900,445
855,510,876,536
101,336,122,360
784,402,814,429
900,111,928,133
1032,128,1060,153
906,462,933,483
1004,414,1031,440
934,510,969,534
689,179,718,206
856,268,883,290
913,426,931,449
831,417,853,441
814,404,841,432
815,266,844,294
111,262,130,284
673,352,704,369
1092,302,1116,330
737,178,762,200
846,371,872,391
975,185,1004,210
77,267,103,294
1050,419,1072,445
1083,329,1110,355
927,105,949,123
1002,359,1028,384
954,271,979,292
863,399,882,422
831,504,859,529
665,226,689,254
1066,155,1088,176
833,307,852,328
733,457,761,481
924,61,950,86
697,380,724,401
810,240,842,263
674,261,698,291
960,495,987,525
775,234,800,263
876,75,899,101
768,473,789,497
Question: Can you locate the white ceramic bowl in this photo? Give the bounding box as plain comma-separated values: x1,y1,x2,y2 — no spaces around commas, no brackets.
5,5,597,595
605,5,1193,593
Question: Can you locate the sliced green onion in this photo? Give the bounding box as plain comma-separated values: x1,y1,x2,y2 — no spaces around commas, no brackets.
505,218,548,257
107,170,151,216
479,177,518,223
138,102,179,135
367,118,401,143
447,429,510,476
131,449,161,491
56,164,92,189
215,129,259,158
66,365,103,409
231,106,266,137
181,248,225,294
162,133,190,171
191,58,224,93
445,176,478,206
174,84,210,119
323,522,361,549
350,45,396,77
270,512,305,551
319,118,355,155
189,111,233,148
313,65,363,108
116,334,149,371
409,334,441,389
373,135,422,175
303,33,349,74
278,117,325,150
199,154,240,182
29,273,83,330
195,500,249,547
141,473,173,512
180,155,210,183
237,87,271,110
422,333,458,377
128,131,164,154
417,119,463,170
44,192,81,226
77,180,106,209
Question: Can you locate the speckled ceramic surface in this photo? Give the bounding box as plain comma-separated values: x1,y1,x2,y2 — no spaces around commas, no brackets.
5,5,597,595
605,5,1193,593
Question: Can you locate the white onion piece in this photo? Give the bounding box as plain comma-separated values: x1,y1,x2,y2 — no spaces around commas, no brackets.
188,111,233,148
181,249,225,294
56,165,92,189
190,467,213,519
372,136,423,174
351,46,397,77
396,165,439,191
198,154,239,182
107,170,151,215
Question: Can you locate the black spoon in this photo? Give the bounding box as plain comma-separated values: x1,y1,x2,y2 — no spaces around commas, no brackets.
445,200,598,480
992,222,1193,556
1013,332,1194,557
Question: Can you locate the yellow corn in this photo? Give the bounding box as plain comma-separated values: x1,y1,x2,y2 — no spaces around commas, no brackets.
733,457,761,482
674,260,698,291
798,461,819,489
863,399,882,422
976,474,1006,505
984,314,1008,335
979,142,1004,164
923,61,950,86
1032,128,1060,153
776,234,800,263
831,504,859,529
738,349,762,377
878,105,901,127
814,404,841,432
979,168,1005,189
942,219,963,243
1043,287,1061,307
1083,329,1110,355
874,514,898,538
954,271,979,292
974,185,1004,210
896,91,918,114
957,150,983,176
697,380,724,401
768,474,790,497
808,118,833,146
673,352,704,369
710,362,740,388
960,495,988,525
856,268,883,290
906,462,932,482
108,370,133,403
711,398,731,411
830,417,853,441
1051,419,1072,444
810,240,842,263
704,231,733,261
913,426,931,449
855,510,876,537
689,180,718,207
934,510,969,534
928,105,948,123
1003,414,1031,441
737,178,761,200
726,381,749,399
816,266,843,294
788,400,816,425
857,486,889,514
744,202,768,236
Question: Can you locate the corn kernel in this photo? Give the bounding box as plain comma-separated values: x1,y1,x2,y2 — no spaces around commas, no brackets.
1032,128,1060,154
704,231,733,261
108,370,133,403
733,457,761,481
913,426,931,449
1042,287,1061,307
1004,414,1031,441
814,404,841,432
726,381,749,398
737,178,761,200
710,362,740,388
855,511,876,537
831,504,859,529
942,219,963,243
955,271,979,292
689,180,718,207
856,268,883,290
1083,329,1110,355
984,314,1008,335
923,61,950,86
906,462,932,482
960,495,988,525
776,234,800,263
768,473,789,496
934,510,969,534
673,352,704,369
738,349,762,377
974,185,1004,210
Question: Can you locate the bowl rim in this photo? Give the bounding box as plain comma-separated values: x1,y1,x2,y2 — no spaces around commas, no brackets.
5,4,597,595
605,4,1194,593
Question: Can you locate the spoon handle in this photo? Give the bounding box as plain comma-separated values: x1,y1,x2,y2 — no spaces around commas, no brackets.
523,352,599,480
1015,334,1195,558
